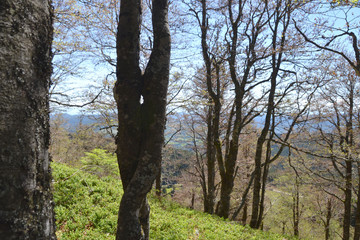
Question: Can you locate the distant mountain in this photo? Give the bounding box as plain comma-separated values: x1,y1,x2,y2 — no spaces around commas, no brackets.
50,113,97,132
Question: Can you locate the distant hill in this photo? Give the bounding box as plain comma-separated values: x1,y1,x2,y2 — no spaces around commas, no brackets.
50,113,97,132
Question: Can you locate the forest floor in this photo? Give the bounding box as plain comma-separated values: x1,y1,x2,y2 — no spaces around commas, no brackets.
52,162,296,240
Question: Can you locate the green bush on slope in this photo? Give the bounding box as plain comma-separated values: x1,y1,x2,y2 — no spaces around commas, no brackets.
52,158,294,240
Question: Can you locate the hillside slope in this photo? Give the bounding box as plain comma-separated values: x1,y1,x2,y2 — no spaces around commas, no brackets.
52,162,294,240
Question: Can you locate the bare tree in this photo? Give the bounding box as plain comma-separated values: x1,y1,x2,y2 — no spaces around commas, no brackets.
294,5,360,239
113,0,170,239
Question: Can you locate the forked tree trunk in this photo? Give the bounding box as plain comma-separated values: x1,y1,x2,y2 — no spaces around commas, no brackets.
0,0,56,239
114,0,170,239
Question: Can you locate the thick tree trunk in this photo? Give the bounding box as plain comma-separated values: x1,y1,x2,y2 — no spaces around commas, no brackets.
114,0,170,239
217,173,234,218
0,0,56,239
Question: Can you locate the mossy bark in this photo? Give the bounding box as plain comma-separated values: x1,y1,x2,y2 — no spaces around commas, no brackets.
0,0,56,239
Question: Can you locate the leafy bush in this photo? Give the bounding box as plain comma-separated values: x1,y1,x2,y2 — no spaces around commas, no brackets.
80,148,119,177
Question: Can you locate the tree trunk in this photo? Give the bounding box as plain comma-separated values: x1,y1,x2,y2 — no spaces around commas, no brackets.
217,173,234,218
0,0,56,239
292,176,300,237
325,199,332,240
250,1,291,228
343,160,352,240
354,171,360,240
250,73,275,228
156,170,161,197
114,0,170,239
241,200,248,225
198,0,216,215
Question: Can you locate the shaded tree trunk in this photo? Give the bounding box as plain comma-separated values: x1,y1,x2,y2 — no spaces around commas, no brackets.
204,105,216,214
0,0,56,239
325,199,332,240
241,200,248,225
292,176,300,237
343,160,352,240
114,0,170,239
354,167,360,240
156,171,162,197
250,0,292,228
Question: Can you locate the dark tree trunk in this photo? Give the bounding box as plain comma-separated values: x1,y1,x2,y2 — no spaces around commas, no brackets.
241,199,248,225
343,79,354,240
292,176,300,237
198,0,217,215
156,170,161,197
0,0,56,239
343,160,352,240
217,173,234,218
190,190,195,210
325,199,332,240
204,105,216,214
250,1,291,228
114,0,170,239
250,63,276,228
354,170,360,240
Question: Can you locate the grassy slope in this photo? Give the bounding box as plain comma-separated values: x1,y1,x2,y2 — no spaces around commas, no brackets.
52,162,293,240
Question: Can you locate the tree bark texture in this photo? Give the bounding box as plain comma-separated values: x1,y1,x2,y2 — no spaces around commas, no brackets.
114,0,170,239
0,0,56,239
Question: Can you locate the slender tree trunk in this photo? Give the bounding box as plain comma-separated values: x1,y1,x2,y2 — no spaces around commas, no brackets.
0,0,56,239
156,171,162,197
343,160,352,240
292,176,300,237
204,105,216,214
250,75,275,228
241,200,248,225
257,134,273,228
191,190,195,210
250,1,291,228
325,199,332,240
354,169,360,240
114,0,170,239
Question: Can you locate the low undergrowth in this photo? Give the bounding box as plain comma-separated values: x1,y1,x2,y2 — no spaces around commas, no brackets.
52,151,294,240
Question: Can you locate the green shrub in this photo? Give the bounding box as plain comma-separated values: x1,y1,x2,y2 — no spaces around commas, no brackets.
80,148,119,177
52,161,296,240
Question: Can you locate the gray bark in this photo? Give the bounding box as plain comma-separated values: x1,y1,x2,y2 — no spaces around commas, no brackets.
0,0,56,239
114,0,170,239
